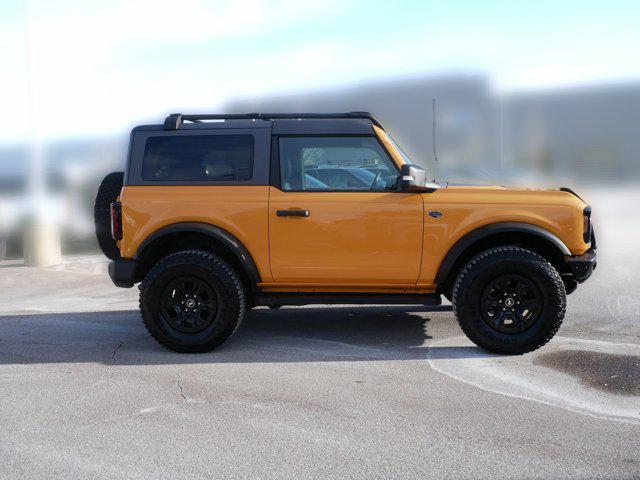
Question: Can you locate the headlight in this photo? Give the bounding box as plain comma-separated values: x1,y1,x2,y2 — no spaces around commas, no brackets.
583,206,592,243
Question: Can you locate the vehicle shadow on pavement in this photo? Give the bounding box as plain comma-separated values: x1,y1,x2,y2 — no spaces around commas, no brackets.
0,306,492,365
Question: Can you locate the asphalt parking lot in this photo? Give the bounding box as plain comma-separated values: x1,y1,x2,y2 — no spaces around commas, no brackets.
0,189,638,479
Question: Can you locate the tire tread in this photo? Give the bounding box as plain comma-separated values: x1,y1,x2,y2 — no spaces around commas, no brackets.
94,172,124,260
452,246,566,354
139,249,245,353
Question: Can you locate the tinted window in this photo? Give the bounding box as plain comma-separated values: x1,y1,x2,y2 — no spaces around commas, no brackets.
142,135,254,181
278,136,398,191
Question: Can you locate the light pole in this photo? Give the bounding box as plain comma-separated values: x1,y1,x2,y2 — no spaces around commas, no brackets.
22,0,62,267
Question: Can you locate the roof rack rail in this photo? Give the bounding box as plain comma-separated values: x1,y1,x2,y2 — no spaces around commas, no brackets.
163,112,382,130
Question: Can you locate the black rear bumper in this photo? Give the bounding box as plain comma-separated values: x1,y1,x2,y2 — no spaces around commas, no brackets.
108,259,138,288
566,249,597,283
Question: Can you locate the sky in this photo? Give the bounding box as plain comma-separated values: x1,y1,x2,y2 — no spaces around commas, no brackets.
1,0,639,143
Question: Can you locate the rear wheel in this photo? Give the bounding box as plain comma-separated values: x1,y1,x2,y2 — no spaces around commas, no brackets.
452,246,566,354
140,250,245,353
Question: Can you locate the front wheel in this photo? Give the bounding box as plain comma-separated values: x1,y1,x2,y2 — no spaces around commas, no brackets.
140,250,246,353
452,246,566,354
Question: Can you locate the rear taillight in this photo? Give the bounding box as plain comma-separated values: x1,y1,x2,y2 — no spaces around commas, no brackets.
583,206,592,243
110,201,122,240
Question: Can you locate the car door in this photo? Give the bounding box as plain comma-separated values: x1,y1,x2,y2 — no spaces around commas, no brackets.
268,135,424,286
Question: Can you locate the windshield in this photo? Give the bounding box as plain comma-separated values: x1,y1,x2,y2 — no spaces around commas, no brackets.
387,134,413,165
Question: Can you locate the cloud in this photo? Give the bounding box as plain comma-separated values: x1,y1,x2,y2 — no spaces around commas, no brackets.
0,0,345,141
1,0,639,142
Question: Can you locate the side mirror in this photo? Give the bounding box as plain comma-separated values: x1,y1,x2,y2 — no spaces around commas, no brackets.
397,164,438,192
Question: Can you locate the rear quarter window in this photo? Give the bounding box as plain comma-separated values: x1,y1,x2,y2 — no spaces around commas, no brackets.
142,135,254,181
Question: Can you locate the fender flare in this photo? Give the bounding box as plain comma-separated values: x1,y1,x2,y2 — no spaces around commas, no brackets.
135,222,262,284
434,222,571,284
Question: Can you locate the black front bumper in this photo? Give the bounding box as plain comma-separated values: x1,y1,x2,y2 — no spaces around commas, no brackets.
566,249,597,283
108,259,138,288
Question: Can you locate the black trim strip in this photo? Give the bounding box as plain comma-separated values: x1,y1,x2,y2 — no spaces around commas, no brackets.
135,222,262,284
254,293,444,307
434,222,572,284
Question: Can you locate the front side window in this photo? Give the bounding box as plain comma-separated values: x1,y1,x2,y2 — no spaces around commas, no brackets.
278,136,398,191
142,135,254,181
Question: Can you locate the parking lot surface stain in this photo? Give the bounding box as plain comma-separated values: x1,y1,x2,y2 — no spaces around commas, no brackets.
534,350,640,396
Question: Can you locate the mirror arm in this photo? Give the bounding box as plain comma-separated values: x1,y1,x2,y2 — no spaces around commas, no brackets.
395,179,440,193
422,181,440,192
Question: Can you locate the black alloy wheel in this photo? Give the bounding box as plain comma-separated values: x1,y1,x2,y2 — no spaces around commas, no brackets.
160,276,218,334
480,274,542,334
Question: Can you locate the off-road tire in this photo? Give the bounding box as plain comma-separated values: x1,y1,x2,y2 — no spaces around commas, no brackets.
94,171,124,260
139,250,246,353
452,246,566,354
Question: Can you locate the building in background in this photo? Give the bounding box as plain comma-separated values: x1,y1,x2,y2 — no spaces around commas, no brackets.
502,83,640,184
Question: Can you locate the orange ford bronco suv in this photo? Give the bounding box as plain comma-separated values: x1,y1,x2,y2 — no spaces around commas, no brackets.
94,112,596,354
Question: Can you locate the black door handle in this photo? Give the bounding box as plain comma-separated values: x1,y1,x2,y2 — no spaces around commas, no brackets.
276,210,310,217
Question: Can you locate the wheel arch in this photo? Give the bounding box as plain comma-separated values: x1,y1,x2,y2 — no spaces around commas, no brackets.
133,222,261,293
435,222,570,294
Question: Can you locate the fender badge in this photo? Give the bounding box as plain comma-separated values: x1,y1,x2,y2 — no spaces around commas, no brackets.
429,211,443,219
